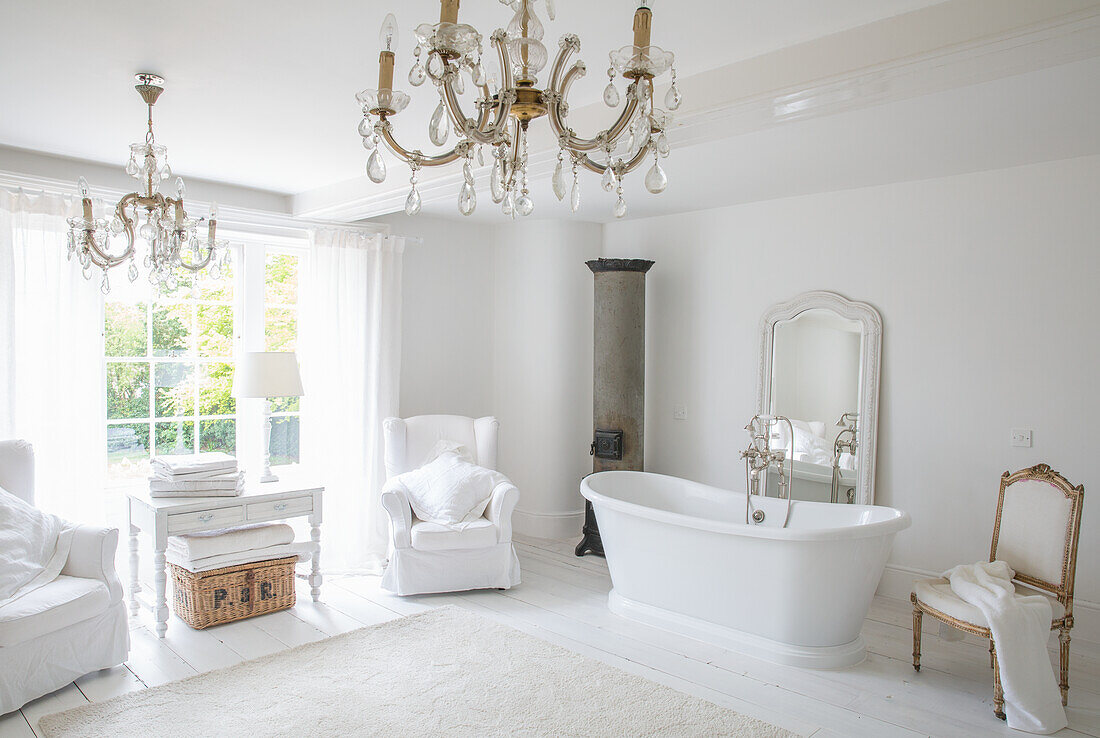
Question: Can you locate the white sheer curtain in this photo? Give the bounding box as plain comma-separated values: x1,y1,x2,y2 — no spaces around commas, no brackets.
300,229,403,573
0,190,106,523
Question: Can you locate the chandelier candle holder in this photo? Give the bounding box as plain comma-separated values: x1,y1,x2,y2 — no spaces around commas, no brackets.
68,74,230,295
355,0,679,219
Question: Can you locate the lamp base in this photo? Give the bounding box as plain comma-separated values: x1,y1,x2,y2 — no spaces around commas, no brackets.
260,471,279,483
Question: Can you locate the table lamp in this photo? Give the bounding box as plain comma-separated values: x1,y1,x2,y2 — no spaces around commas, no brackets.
232,351,304,483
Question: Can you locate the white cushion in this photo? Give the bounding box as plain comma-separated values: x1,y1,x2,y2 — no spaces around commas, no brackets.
410,519,498,551
997,479,1073,586
913,577,1065,629
0,575,111,647
397,451,507,527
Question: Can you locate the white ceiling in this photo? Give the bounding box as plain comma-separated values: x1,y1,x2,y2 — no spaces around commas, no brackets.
0,0,944,195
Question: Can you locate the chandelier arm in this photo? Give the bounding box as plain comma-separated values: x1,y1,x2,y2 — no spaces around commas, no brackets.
83,193,144,269
548,65,638,153
378,120,464,166
440,78,504,146
618,141,654,175
440,29,516,145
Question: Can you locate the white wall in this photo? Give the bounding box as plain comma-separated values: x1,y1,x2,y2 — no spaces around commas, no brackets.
491,221,601,538
601,155,1100,614
380,214,600,539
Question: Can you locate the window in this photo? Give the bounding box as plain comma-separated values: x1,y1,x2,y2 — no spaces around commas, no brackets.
105,263,239,480
103,236,308,481
264,251,302,466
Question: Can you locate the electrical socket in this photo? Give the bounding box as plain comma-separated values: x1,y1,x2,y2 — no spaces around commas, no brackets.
672,404,687,420
1011,429,1033,448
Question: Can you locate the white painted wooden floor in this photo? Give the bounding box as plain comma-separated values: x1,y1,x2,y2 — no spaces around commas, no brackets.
3,536,1098,737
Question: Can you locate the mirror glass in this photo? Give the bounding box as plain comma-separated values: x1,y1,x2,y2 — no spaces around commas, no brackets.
768,309,862,503
757,292,882,505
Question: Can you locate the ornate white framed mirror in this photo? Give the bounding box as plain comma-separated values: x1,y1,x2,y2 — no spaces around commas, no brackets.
756,291,883,504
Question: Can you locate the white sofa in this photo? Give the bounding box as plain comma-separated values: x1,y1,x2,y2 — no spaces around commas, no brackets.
379,415,521,596
0,440,129,715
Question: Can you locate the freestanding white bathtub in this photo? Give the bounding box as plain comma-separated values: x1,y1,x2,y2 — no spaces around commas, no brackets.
581,470,910,669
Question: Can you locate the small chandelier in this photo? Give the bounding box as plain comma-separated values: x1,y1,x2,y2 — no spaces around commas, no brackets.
67,74,229,295
355,0,680,219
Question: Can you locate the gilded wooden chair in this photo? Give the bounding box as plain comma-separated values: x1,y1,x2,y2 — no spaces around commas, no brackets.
910,464,1084,720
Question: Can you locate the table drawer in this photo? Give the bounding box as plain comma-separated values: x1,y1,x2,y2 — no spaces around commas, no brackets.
168,505,244,534
246,495,313,521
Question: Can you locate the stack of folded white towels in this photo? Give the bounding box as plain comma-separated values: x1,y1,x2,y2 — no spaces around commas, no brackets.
149,452,244,498
167,523,315,573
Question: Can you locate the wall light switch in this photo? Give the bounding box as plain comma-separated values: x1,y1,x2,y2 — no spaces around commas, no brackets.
1011,429,1033,448
672,404,687,420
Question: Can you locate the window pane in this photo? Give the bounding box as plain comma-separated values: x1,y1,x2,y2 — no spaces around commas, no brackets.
268,416,300,465
107,422,150,479
105,302,147,357
199,362,235,415
269,396,300,413
107,362,149,420
152,303,193,357
154,362,195,417
197,304,233,357
200,419,235,455
155,421,195,456
265,253,298,304
196,259,234,302
264,307,297,351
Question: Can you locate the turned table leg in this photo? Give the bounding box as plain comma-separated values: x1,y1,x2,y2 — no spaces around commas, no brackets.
309,518,322,602
153,545,168,638
128,524,141,617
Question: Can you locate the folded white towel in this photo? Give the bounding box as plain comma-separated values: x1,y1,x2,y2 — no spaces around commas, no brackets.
152,452,237,478
167,541,315,573
945,561,1066,734
149,472,245,494
168,523,295,561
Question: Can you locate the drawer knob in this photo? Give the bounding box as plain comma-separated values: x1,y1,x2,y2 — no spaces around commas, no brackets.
198,513,214,523
274,503,288,511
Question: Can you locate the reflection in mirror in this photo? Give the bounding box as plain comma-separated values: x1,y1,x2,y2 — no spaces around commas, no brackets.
757,291,883,505
769,309,861,503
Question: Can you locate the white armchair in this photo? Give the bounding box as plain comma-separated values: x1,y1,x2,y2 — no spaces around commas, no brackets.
379,415,521,596
0,440,130,714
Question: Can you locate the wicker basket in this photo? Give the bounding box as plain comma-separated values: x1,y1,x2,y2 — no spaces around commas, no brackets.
169,556,297,629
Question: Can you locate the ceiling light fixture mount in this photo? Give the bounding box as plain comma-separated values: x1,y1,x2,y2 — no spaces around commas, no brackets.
67,73,229,295
355,0,680,219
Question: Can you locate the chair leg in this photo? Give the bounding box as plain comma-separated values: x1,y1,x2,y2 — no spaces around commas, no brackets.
989,639,995,669
911,597,922,672
1059,627,1071,706
992,643,1006,721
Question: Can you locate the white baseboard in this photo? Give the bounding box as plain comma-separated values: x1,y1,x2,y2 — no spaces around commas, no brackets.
877,563,1100,657
512,507,584,541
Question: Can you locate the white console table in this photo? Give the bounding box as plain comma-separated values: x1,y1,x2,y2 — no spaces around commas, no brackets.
127,474,324,638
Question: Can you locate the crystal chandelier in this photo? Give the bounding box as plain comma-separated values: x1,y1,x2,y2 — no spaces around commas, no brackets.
355,0,680,219
67,74,229,295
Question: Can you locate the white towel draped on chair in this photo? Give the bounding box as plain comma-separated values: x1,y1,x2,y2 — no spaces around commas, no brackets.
945,561,1066,734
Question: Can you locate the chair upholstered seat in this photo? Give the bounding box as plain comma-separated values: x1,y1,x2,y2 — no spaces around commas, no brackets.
912,577,1066,630
410,519,497,552
0,576,112,648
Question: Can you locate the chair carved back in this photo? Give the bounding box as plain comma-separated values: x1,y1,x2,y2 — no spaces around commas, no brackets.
990,463,1084,616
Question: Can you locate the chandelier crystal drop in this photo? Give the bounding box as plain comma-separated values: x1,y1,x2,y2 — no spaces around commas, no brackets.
67,74,228,294
355,0,679,218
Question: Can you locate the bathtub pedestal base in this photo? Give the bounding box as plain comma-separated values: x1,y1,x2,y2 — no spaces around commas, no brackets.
608,589,867,670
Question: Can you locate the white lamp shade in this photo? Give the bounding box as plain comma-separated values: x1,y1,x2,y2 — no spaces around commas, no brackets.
232,351,304,398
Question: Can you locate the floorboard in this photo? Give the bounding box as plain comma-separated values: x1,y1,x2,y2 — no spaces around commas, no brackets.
3,537,1097,738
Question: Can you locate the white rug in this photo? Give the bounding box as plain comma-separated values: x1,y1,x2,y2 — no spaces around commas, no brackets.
39,606,792,737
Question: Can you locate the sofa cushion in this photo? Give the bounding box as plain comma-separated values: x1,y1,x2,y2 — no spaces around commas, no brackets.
913,576,1065,629
410,519,497,552
0,575,111,647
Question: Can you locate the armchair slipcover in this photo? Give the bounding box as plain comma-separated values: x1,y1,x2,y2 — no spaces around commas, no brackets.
0,440,129,714
379,416,521,595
